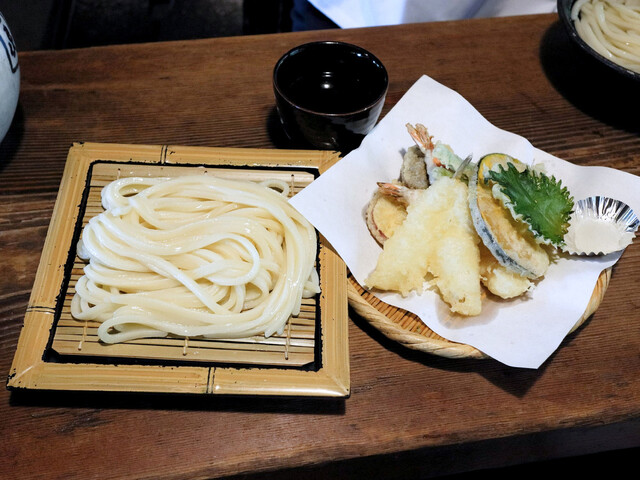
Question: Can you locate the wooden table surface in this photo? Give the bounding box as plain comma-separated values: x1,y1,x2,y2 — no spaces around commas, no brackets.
2,13,640,480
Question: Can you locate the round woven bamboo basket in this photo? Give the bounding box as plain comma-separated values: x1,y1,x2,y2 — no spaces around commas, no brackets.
347,268,612,359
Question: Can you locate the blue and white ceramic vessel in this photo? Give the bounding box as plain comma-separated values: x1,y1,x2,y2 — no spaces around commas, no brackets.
0,11,19,143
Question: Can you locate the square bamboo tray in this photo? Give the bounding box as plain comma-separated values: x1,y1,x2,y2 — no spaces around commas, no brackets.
7,142,350,397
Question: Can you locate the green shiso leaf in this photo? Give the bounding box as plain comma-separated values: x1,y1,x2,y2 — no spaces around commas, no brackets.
486,163,574,247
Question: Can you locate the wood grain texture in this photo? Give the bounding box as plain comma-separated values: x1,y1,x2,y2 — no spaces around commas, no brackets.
1,13,639,480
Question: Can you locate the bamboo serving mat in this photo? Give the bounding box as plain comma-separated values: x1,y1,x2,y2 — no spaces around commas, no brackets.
347,268,611,360
54,162,318,367
8,143,350,397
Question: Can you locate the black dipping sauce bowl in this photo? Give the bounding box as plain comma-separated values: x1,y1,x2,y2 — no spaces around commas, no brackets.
273,41,388,153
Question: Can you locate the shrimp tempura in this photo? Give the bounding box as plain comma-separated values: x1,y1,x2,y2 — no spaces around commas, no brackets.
365,176,482,316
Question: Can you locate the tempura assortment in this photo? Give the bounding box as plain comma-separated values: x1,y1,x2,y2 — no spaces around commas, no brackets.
364,124,576,316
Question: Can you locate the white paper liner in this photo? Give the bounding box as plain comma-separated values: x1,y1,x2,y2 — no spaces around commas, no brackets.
289,75,640,369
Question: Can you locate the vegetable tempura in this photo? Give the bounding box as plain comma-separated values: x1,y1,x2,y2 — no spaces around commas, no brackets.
365,176,482,316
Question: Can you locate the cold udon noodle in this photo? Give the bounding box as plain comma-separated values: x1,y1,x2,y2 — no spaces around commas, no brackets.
571,0,640,74
70,175,320,344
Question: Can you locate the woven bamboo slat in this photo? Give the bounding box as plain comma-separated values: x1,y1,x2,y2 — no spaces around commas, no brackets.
8,142,350,397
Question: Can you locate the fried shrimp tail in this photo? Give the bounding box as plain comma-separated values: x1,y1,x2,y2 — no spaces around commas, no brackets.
406,123,435,155
376,182,423,206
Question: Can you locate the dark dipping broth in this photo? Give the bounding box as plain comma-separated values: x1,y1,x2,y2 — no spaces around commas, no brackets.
285,71,380,114
275,43,387,115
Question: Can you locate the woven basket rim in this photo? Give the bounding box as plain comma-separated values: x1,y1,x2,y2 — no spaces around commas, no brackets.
347,267,611,360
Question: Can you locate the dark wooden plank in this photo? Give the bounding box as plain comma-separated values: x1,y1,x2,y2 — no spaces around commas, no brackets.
1,13,639,480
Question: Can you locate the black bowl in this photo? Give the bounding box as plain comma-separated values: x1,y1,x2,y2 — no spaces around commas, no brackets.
557,0,640,82
273,41,388,153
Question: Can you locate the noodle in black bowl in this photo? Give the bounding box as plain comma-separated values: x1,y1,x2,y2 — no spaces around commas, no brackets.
557,0,640,81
